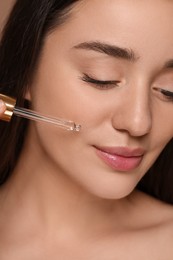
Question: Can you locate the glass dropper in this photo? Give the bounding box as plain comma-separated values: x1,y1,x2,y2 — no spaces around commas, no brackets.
0,94,81,132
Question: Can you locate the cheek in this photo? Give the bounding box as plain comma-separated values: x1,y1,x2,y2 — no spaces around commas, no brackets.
31,80,111,133
33,121,83,170
153,105,173,150
30,65,97,128
141,114,173,175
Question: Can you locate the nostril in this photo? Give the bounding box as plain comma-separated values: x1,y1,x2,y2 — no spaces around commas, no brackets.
111,105,152,137
128,112,152,137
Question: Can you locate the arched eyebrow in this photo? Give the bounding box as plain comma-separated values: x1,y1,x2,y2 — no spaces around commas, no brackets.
73,41,139,62
73,41,173,70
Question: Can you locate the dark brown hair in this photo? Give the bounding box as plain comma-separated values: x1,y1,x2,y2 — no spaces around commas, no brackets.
0,0,173,204
0,0,80,183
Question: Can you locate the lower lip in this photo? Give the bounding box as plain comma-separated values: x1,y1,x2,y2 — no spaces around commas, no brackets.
95,148,143,172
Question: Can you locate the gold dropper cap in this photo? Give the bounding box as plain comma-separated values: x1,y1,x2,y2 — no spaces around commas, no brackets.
0,93,16,122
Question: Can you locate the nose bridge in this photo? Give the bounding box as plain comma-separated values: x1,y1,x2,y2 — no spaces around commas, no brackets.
113,80,152,137
130,88,151,135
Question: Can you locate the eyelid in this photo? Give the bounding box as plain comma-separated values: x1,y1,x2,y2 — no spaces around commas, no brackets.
153,87,173,101
81,73,120,85
160,89,173,97
153,87,173,95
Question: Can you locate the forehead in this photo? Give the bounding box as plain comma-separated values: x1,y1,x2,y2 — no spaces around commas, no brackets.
47,0,173,66
72,0,173,41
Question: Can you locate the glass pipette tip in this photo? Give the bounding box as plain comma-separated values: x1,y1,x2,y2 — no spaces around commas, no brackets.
13,107,81,131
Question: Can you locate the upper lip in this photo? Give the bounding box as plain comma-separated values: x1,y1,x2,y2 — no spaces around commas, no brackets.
94,146,145,157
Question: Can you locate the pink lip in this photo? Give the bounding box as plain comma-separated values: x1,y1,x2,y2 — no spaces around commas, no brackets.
94,146,144,172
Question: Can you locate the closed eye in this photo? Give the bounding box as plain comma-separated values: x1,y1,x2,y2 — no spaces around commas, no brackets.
153,87,173,102
81,73,120,90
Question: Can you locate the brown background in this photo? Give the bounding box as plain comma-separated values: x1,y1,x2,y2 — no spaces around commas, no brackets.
0,0,14,32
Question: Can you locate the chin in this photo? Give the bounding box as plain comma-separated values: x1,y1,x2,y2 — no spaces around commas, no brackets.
85,181,136,200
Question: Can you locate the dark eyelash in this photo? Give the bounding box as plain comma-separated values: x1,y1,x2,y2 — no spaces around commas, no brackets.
160,89,173,100
81,73,120,89
154,87,173,101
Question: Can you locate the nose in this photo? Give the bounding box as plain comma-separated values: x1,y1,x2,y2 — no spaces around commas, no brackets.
112,84,152,137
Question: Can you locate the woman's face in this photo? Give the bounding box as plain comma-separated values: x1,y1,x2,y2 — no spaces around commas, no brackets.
28,0,173,199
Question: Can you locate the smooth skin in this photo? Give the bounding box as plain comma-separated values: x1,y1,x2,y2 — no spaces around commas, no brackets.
0,0,173,259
